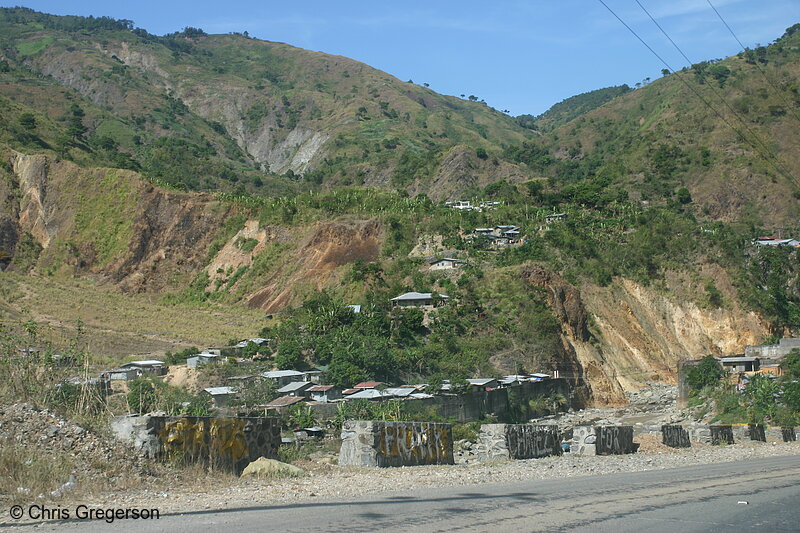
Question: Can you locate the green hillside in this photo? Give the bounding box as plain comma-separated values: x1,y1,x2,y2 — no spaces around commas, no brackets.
505,24,800,227
0,7,532,196
520,85,632,132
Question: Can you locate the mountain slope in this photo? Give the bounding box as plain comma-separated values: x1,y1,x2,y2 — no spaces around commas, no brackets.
506,24,800,227
0,8,533,197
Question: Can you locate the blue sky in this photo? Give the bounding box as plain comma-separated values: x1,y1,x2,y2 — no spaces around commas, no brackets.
3,1,798,115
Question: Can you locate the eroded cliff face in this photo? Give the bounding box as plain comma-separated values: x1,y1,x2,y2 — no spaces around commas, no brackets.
5,151,233,292
523,263,767,405
247,219,381,313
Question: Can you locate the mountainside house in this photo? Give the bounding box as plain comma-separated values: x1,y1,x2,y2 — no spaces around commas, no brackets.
262,369,307,387
186,353,221,368
753,236,800,247
467,378,498,392
120,360,166,376
307,385,342,403
390,292,449,308
263,395,308,412
346,389,390,400
277,381,314,397
745,337,800,359
472,226,522,247
235,337,270,348
101,367,141,381
717,356,760,373
353,381,385,389
203,386,237,407
429,257,466,270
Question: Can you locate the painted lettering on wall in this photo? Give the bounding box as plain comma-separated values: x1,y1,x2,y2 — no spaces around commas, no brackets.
595,426,635,455
661,425,691,448
505,425,562,459
376,422,453,466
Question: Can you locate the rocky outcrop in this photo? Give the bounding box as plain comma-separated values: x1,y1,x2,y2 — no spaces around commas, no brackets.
521,263,767,405
10,152,54,248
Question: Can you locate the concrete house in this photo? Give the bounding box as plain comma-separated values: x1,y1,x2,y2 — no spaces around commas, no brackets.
101,367,142,381
186,353,221,368
262,370,306,387
203,386,237,407
307,385,342,403
390,292,449,308
277,381,314,397
718,356,760,373
263,395,307,412
429,258,466,270
353,381,385,389
120,360,166,376
346,389,389,400
467,378,498,392
745,337,800,358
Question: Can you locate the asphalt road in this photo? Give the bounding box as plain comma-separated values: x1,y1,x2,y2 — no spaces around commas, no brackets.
3,455,799,532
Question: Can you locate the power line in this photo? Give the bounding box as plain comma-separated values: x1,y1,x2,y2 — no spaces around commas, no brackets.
706,0,800,126
632,0,798,184
594,0,798,187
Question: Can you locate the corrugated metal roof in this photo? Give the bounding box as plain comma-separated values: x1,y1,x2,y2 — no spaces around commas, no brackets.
346,389,387,399
121,360,164,367
266,395,306,407
262,370,305,378
308,385,335,392
277,381,313,393
391,292,449,301
384,388,415,397
204,387,236,395
468,378,497,386
354,381,384,389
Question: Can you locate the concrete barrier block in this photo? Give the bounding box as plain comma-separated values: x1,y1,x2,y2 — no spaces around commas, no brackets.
111,415,281,472
661,425,691,448
339,420,453,467
477,424,561,461
710,425,734,445
595,426,635,455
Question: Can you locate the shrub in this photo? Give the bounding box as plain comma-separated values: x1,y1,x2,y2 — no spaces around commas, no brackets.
687,356,724,391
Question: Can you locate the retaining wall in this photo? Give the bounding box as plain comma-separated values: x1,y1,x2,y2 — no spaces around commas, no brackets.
400,379,570,423
111,415,281,472
475,424,562,462
339,420,454,467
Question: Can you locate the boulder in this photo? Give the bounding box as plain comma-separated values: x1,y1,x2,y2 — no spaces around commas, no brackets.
240,457,304,478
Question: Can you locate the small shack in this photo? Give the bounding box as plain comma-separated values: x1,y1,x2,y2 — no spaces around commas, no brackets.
390,292,449,308
203,386,237,407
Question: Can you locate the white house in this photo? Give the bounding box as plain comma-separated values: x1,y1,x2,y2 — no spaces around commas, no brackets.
390,292,449,308
429,258,466,270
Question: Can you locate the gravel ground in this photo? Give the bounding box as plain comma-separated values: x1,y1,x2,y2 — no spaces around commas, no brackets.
74,438,800,516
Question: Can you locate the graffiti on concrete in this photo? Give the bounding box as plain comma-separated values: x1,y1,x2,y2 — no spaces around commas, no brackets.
746,424,766,442
161,417,248,463
710,425,734,445
505,425,562,459
661,425,691,448
781,427,796,442
147,416,280,471
377,422,452,466
595,426,635,455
